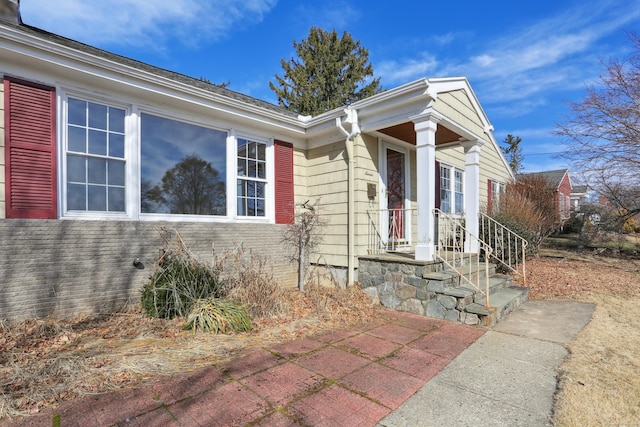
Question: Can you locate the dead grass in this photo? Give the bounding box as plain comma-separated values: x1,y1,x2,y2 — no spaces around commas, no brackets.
0,284,377,421
526,251,640,426
2,249,639,424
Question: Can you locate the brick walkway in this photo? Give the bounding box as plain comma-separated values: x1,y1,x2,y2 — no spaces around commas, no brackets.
3,309,485,427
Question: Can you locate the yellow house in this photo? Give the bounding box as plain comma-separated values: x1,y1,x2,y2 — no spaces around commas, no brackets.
0,0,518,321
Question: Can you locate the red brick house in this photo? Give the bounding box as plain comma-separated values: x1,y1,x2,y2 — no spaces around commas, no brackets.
517,169,573,222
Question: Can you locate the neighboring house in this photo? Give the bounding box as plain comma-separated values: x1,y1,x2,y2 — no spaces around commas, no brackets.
516,169,573,222
0,1,514,320
570,185,590,212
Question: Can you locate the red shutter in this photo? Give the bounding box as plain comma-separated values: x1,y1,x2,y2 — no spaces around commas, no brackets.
274,140,294,224
434,161,441,209
4,77,57,219
487,179,493,214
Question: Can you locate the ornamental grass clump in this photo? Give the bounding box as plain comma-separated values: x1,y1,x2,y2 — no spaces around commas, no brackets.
141,228,223,320
183,297,252,333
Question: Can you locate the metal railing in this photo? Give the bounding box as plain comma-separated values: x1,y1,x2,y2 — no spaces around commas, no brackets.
479,212,528,285
434,209,491,307
367,208,415,254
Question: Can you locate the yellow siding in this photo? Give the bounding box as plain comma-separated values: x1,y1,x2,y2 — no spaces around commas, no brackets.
434,91,486,138
293,147,307,204
306,140,349,266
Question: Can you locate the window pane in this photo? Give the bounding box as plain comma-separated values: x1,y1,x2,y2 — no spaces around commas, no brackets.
256,182,265,198
248,142,257,158
237,158,246,177
88,158,106,184
88,185,107,211
141,113,227,215
108,160,125,186
248,160,257,178
88,102,108,130
109,133,125,158
256,199,265,216
67,155,86,183
257,143,266,161
257,162,266,179
68,98,86,126
108,187,125,212
109,107,125,133
68,126,86,152
237,180,245,197
88,129,107,155
237,197,246,216
67,183,86,210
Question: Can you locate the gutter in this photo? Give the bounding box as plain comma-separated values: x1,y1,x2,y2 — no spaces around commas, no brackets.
336,108,361,286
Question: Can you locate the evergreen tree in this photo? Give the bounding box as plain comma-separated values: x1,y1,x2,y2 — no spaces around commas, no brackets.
269,27,382,116
502,134,524,174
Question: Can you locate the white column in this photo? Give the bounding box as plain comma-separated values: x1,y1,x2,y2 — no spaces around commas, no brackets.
413,114,440,261
461,140,484,253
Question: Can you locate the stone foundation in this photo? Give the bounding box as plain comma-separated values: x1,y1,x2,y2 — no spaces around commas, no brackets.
358,255,481,325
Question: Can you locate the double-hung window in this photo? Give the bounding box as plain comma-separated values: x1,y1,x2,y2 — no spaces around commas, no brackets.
237,138,267,217
440,164,464,215
66,98,126,212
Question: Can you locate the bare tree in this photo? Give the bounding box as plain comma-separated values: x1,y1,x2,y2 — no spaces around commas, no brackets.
281,200,325,292
555,32,640,217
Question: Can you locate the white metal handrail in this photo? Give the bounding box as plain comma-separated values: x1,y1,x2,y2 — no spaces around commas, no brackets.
366,208,416,254
479,212,528,285
434,209,491,307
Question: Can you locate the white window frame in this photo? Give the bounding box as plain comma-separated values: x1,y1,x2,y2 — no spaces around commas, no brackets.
233,132,274,222
440,163,464,216
58,89,276,223
59,90,131,220
491,180,506,209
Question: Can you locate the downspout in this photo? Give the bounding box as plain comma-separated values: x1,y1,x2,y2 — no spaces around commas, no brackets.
336,108,360,287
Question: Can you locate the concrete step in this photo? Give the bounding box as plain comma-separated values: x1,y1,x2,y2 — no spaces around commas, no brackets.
465,285,529,327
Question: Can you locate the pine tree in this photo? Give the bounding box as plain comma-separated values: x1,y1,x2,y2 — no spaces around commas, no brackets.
502,134,524,174
269,27,382,116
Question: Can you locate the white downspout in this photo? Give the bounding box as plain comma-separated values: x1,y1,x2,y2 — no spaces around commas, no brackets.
336,108,360,287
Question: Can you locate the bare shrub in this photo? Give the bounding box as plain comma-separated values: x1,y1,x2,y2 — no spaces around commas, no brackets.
217,245,288,319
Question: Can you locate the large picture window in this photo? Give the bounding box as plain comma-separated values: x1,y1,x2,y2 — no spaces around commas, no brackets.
66,98,126,212
237,138,267,217
140,113,227,215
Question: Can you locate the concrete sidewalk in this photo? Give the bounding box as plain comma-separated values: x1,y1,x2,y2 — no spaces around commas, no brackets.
1,302,594,427
378,301,595,427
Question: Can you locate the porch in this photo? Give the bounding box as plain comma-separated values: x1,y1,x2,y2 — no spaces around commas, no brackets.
359,210,529,326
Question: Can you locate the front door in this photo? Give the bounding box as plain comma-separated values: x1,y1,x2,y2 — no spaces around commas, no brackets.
385,147,406,244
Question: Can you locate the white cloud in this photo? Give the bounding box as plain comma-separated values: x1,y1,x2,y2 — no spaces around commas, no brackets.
377,53,439,83
20,0,277,49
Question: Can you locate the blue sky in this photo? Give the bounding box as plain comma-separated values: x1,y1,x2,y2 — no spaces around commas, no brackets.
19,0,640,175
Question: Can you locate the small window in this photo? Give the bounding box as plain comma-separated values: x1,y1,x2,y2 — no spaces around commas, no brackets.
440,164,464,215
66,98,126,212
237,138,267,217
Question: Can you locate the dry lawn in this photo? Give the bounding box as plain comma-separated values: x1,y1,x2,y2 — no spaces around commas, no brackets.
1,249,639,425
526,249,640,426
0,284,377,421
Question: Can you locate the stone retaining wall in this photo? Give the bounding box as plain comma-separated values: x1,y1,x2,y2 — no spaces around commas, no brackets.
358,256,481,325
